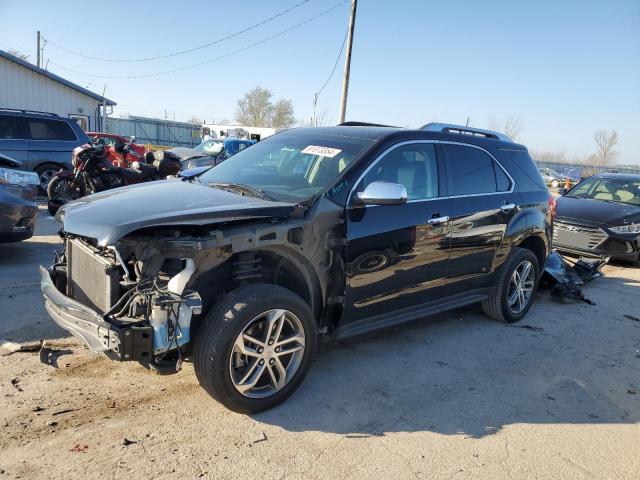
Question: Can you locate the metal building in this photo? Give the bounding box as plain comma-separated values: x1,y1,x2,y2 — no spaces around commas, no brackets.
0,49,116,131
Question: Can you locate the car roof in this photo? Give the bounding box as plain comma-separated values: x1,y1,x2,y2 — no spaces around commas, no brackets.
288,125,526,151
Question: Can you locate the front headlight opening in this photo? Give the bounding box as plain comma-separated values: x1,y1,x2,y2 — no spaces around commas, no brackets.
0,167,40,187
610,223,640,234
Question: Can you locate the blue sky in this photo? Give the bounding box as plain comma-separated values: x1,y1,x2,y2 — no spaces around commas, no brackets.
1,0,639,163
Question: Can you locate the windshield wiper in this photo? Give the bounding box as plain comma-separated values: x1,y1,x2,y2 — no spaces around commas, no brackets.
208,182,273,201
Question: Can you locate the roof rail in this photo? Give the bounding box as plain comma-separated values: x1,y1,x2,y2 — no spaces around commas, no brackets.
420,123,512,142
338,121,400,128
0,108,59,117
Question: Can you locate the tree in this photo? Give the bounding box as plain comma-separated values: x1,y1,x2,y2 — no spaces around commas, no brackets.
486,113,524,140
504,114,524,140
593,129,620,166
235,87,274,127
235,87,295,128
8,48,29,61
188,116,204,125
271,99,296,129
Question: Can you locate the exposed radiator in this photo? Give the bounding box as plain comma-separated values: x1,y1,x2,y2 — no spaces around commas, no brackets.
67,238,120,313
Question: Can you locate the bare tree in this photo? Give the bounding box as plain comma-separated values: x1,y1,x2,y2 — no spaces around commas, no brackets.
593,129,620,166
486,113,524,140
188,116,204,125
504,114,524,140
235,87,274,127
271,99,296,129
8,48,29,61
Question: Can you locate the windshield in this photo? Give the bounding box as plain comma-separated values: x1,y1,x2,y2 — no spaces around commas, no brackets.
195,139,224,155
198,131,376,202
566,177,640,206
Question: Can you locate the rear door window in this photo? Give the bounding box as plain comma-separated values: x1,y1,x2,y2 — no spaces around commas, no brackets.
0,115,27,140
28,119,77,141
442,144,500,196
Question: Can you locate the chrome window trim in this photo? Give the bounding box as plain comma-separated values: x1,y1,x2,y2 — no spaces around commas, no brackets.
347,140,515,206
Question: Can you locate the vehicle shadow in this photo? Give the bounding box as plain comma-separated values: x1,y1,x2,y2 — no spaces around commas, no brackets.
254,272,640,438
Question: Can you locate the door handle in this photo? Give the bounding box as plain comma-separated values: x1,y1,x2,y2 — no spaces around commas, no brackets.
500,203,517,212
428,216,449,225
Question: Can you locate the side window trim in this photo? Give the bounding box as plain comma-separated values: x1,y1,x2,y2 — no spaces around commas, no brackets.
348,140,514,205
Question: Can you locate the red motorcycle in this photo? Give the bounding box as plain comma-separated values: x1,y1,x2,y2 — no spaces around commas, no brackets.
47,141,181,215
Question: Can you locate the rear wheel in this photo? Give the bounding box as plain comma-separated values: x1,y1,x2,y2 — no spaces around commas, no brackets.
482,248,539,323
194,283,317,413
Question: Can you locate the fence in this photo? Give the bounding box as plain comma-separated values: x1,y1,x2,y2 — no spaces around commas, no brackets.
536,160,640,179
105,116,201,148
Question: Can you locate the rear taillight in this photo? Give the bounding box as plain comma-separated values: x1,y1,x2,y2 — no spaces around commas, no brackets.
548,195,557,222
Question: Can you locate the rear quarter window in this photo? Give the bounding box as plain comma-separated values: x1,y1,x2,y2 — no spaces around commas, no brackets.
0,115,27,140
28,119,77,141
442,144,497,195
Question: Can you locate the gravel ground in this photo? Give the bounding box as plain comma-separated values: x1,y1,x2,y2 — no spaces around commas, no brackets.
1,207,639,479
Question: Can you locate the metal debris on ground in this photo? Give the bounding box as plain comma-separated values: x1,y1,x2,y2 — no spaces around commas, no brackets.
0,338,43,355
39,345,73,368
540,251,608,305
10,378,22,391
623,314,640,322
252,432,268,444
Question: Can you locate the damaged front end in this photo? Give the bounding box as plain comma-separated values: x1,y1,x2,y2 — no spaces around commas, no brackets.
41,235,202,373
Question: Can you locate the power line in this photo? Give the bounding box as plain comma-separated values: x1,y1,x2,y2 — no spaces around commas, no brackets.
44,0,312,63
46,1,349,80
312,28,348,125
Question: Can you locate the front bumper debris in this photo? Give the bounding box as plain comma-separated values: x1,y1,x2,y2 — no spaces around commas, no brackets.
40,266,153,361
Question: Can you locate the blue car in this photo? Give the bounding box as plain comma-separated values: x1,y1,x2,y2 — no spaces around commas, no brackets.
176,138,255,170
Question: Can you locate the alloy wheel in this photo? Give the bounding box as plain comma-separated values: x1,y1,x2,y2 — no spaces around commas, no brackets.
39,169,56,189
229,309,306,398
507,260,535,314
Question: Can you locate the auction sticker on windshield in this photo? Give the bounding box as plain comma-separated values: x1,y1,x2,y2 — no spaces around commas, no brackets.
301,145,342,158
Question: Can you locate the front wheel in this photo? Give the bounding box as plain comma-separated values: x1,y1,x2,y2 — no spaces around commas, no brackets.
47,176,83,203
193,283,318,413
482,247,540,323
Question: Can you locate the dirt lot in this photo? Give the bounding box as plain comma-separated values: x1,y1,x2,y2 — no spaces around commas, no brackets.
1,207,639,479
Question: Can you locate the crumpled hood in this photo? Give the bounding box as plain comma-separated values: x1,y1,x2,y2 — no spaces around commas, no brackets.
556,196,640,226
58,179,298,245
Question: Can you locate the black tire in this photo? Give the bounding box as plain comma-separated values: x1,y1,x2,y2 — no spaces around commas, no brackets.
193,283,318,414
47,176,83,202
482,247,540,323
35,163,62,193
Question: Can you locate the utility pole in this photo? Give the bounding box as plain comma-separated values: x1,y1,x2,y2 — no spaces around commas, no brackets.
102,85,107,132
36,31,41,68
338,0,357,124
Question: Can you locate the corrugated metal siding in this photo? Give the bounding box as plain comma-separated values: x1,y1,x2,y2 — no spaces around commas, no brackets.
0,56,103,130
106,116,200,147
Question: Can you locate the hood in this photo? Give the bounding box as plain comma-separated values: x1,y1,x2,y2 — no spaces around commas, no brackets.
168,147,213,161
58,179,298,245
556,195,640,226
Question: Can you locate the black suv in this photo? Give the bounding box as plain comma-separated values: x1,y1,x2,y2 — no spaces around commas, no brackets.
41,123,553,413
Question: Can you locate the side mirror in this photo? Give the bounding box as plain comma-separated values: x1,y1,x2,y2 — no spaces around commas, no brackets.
129,136,136,142
354,181,408,206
